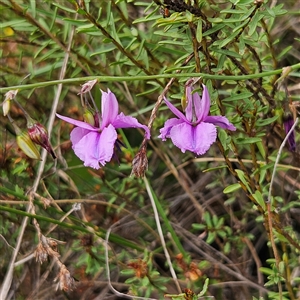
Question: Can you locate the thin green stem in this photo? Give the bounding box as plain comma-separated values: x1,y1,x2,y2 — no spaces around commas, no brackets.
1,63,300,93
0,204,144,251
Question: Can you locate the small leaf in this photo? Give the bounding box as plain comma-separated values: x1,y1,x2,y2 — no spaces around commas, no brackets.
224,242,231,254
223,183,241,194
204,211,213,228
252,190,266,211
198,278,209,297
235,137,262,144
255,115,278,126
196,19,202,43
222,92,253,102
218,30,240,48
206,232,216,244
236,169,252,193
259,267,273,275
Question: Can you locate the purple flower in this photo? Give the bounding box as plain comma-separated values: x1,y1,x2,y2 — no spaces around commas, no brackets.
57,89,150,169
158,84,236,155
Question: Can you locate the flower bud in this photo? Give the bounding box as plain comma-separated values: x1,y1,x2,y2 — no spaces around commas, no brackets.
3,90,18,116
83,108,95,126
27,122,56,159
3,98,11,116
16,131,41,160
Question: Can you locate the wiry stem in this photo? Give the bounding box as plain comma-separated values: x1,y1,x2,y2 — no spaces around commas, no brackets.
144,176,181,293
1,62,300,94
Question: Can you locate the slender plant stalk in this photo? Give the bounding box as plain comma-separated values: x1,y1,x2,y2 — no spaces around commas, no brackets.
144,176,182,293
1,62,300,93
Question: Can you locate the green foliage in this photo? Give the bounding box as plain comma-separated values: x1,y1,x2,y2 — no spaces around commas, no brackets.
0,0,300,299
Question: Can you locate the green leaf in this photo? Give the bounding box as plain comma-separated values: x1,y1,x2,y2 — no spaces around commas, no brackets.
248,12,263,36
236,169,252,193
233,19,249,33
235,137,262,144
259,267,273,275
212,48,242,58
196,19,202,43
252,190,266,211
206,232,216,244
256,141,266,159
192,223,206,230
198,278,209,297
224,242,231,254
255,115,278,126
203,23,225,36
204,211,213,228
223,183,241,194
222,92,253,102
52,3,77,13
218,30,240,48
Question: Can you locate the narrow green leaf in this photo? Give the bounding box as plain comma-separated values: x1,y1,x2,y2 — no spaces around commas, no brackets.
202,23,225,36
252,190,266,211
235,137,262,144
204,211,213,228
52,3,77,13
248,12,263,36
212,48,242,58
222,92,253,102
196,19,202,43
198,278,209,297
236,169,252,193
218,30,240,47
223,183,241,194
256,141,266,159
255,115,278,126
259,267,273,276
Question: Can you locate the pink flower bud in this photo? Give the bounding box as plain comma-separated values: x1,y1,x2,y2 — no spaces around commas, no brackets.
27,123,56,159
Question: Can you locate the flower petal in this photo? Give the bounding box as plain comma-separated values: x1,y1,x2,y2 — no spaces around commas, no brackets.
97,124,118,165
56,114,97,131
112,113,151,139
158,118,184,140
185,85,202,122
70,129,102,169
70,125,117,169
70,127,90,145
169,122,217,155
196,85,211,121
101,89,119,128
164,98,189,123
204,116,236,131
